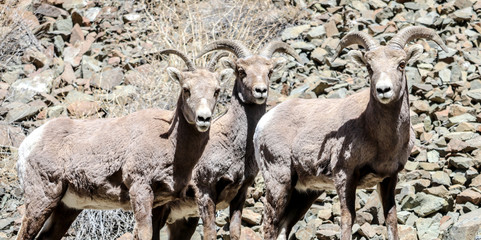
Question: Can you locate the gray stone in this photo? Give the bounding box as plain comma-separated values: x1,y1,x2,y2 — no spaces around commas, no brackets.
123,13,142,23
242,209,262,225
290,41,316,51
82,55,102,79
65,90,95,103
404,2,423,10
311,48,328,64
416,215,441,239
9,70,55,103
431,171,451,186
306,26,326,40
449,113,476,125
449,156,474,170
62,0,88,10
438,68,451,83
5,103,43,123
446,209,481,240
1,69,23,84
281,25,310,41
0,124,25,148
467,89,481,102
452,7,474,21
91,68,124,91
411,192,448,217
53,17,73,34
417,11,439,26
316,224,340,239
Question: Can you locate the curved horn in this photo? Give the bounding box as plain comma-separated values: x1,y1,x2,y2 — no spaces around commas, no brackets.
334,31,379,59
259,41,302,62
197,40,252,59
159,49,195,71
388,26,448,52
206,52,230,72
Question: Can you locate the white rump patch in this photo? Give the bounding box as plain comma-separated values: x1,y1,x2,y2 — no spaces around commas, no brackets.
167,203,199,224
17,123,47,188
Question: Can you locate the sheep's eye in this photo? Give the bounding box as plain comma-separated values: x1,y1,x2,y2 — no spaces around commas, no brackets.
214,89,220,98
183,87,190,96
398,61,406,70
268,69,273,78
238,68,246,77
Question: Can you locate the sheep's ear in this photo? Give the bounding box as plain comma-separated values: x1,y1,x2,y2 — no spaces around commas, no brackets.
405,44,424,65
348,50,365,66
219,68,234,85
221,58,236,70
167,67,183,83
271,57,287,71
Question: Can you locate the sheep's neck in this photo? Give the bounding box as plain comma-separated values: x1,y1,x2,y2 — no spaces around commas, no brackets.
170,98,210,190
364,86,411,152
224,81,266,173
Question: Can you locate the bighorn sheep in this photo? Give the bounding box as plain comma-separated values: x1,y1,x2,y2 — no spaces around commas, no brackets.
151,40,302,240
15,49,233,240
253,26,448,240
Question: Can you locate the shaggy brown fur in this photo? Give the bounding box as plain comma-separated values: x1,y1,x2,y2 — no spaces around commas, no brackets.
16,60,232,240
253,26,448,240
151,40,301,240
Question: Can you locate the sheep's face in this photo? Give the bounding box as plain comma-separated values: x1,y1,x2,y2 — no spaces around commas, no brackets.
167,67,232,132
232,56,284,104
349,44,423,104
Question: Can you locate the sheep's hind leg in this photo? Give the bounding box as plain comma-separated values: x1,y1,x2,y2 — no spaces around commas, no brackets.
378,175,399,240
283,189,321,236
151,206,170,240
16,181,65,240
263,174,293,240
130,183,154,240
167,217,199,240
36,202,82,240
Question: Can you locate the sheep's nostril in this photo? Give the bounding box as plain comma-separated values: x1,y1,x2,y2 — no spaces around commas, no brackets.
197,116,211,123
255,87,267,94
376,86,391,94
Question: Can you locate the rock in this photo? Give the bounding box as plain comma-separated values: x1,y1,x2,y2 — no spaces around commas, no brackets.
240,227,262,240
90,67,124,91
281,25,310,41
399,225,417,240
291,41,315,51
416,215,441,240
423,185,450,198
82,55,102,79
446,209,481,240
307,26,326,40
67,101,100,117
417,11,439,26
5,103,43,123
449,156,474,170
467,89,481,102
242,209,262,225
123,13,141,23
311,48,328,63
456,188,481,204
431,171,451,186
10,70,55,103
70,23,84,44
438,68,451,83
35,3,68,17
471,175,481,188
411,192,448,217
452,7,474,21
295,228,315,240
324,20,339,38
53,17,73,35
62,0,88,10
358,223,376,238
317,207,332,221
0,124,25,148
316,224,340,239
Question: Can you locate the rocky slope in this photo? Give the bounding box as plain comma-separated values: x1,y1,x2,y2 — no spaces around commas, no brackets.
0,0,480,239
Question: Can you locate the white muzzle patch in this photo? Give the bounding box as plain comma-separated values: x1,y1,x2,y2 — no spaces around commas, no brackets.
195,98,212,132
376,72,394,103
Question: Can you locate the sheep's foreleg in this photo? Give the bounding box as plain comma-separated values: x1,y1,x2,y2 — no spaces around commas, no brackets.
130,183,154,240
335,172,357,240
378,176,399,240
36,202,82,240
198,192,217,240
228,186,249,240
